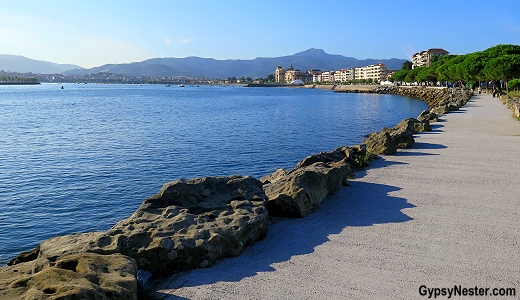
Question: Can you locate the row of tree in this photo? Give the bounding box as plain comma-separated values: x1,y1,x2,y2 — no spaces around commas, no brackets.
0,75,39,84
390,44,520,92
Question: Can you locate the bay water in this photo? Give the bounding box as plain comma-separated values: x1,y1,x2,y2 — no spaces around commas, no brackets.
0,84,427,264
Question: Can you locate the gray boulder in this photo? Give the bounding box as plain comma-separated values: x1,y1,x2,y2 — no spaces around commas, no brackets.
89,175,269,274
417,109,438,123
261,159,352,218
431,105,449,115
7,176,269,276
0,253,137,300
295,145,366,169
363,131,398,155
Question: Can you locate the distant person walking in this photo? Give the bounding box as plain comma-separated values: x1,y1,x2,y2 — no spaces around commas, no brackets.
478,86,482,95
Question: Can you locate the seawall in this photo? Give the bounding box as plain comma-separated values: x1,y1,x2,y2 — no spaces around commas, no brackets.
153,91,520,300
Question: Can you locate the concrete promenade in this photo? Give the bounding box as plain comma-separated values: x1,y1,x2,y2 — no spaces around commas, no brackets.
154,93,520,299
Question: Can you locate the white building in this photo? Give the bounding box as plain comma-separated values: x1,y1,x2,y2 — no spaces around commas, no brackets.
321,71,335,82
354,64,387,82
411,48,449,69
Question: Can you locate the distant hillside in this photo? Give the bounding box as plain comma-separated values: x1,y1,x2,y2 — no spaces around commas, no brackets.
63,62,200,77
0,54,83,74
64,49,407,78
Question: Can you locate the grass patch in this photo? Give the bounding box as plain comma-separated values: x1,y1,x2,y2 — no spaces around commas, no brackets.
351,153,377,170
507,91,520,98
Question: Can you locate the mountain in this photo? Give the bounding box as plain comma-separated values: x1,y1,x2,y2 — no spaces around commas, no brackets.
64,49,406,78
0,54,83,74
63,62,198,77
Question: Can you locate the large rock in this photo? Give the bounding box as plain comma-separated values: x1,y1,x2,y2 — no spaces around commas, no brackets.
417,109,438,123
295,145,367,169
0,253,137,300
364,117,435,154
382,122,414,149
363,131,398,155
259,145,368,218
89,175,269,274
393,117,432,134
7,176,269,276
261,159,352,218
431,105,449,115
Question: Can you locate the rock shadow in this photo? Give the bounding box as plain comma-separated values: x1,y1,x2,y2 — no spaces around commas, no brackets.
154,180,415,295
408,142,447,150
352,157,407,178
421,123,445,134
395,151,440,157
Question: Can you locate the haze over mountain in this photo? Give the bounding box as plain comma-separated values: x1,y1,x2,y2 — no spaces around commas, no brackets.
2,49,407,78
64,49,406,78
0,55,83,74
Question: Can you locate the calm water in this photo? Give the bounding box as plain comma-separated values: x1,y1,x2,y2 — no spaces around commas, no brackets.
0,84,427,264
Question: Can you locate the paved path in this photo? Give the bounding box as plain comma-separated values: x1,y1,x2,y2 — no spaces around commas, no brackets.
154,93,520,299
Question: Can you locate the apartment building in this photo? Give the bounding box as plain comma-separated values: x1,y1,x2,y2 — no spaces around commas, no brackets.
275,65,285,82
321,71,335,82
276,64,314,83
334,69,354,82
274,63,386,83
363,64,387,81
411,48,449,69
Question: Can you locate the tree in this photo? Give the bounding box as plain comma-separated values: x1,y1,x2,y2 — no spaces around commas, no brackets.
482,44,520,58
415,66,438,85
391,69,410,83
458,51,488,83
436,55,465,83
401,60,412,70
508,79,520,92
404,67,422,83
482,54,520,91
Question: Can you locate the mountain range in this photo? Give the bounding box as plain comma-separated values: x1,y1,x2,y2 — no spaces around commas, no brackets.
0,54,83,74
1,49,407,78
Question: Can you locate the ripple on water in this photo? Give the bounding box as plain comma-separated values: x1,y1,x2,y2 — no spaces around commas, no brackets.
0,84,427,264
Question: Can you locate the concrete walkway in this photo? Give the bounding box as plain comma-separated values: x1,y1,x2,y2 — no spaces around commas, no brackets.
154,93,520,299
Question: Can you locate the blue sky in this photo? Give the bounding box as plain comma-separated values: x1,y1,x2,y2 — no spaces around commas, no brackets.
1,0,519,68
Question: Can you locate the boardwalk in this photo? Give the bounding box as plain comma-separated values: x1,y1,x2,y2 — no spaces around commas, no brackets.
154,93,520,299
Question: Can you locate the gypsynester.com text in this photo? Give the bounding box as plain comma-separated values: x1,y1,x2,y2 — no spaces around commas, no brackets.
419,285,516,298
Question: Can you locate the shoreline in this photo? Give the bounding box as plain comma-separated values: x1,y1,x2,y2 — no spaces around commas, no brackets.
152,93,520,299
0,86,480,298
0,82,41,85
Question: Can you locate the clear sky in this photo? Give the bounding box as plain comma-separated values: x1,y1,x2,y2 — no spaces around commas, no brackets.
1,0,519,68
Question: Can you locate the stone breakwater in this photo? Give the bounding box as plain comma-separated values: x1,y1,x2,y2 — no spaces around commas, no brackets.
0,87,472,299
499,94,520,118
336,85,473,113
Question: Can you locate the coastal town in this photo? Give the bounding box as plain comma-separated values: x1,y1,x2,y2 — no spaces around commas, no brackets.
273,48,449,85
1,48,450,86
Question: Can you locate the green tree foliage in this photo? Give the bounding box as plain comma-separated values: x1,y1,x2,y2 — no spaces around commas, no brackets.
482,44,520,57
390,69,410,82
482,54,520,91
508,79,520,91
392,44,519,91
401,60,412,70
416,64,440,85
404,67,422,83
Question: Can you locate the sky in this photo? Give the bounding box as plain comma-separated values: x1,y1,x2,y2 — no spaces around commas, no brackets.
1,0,519,69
